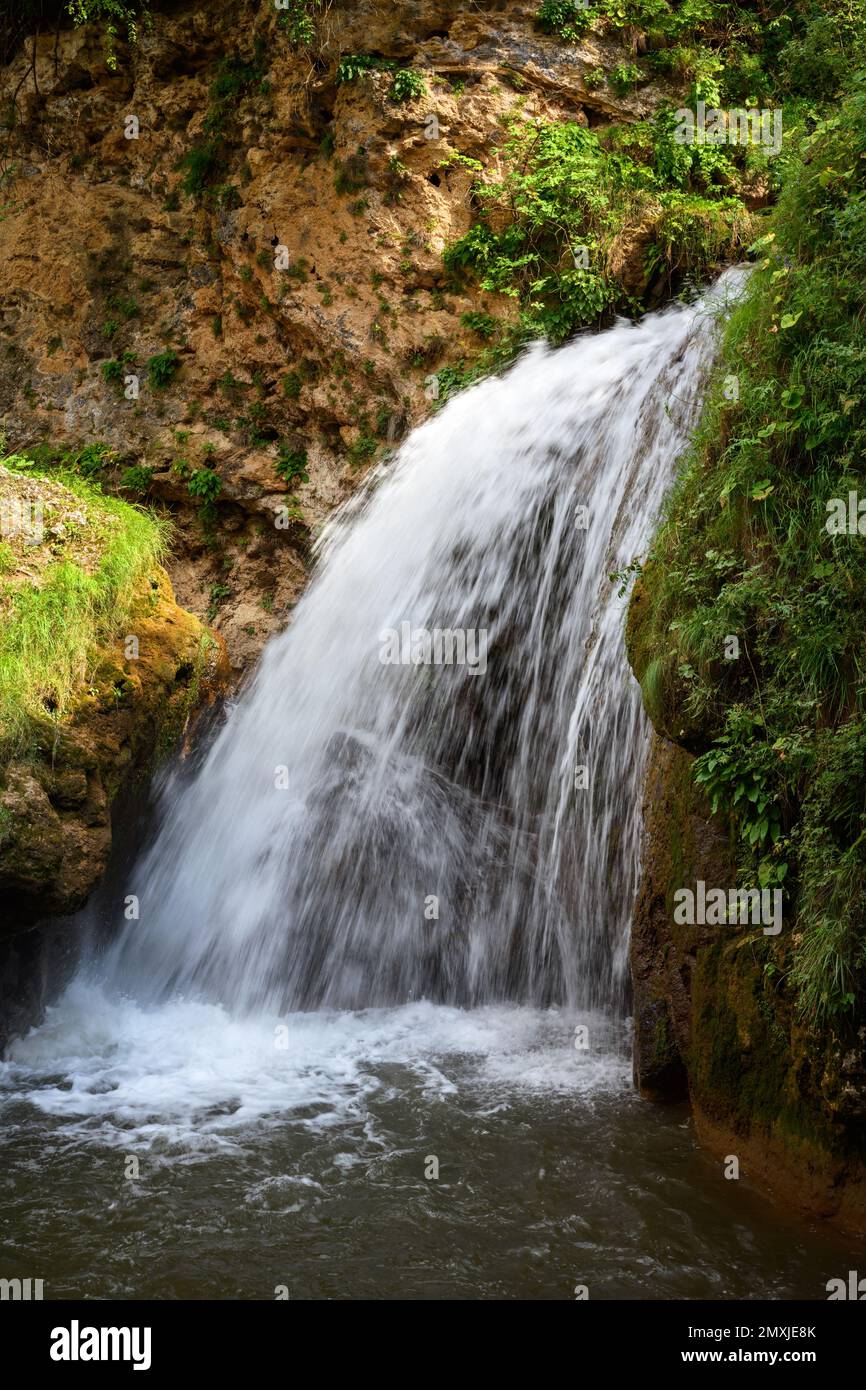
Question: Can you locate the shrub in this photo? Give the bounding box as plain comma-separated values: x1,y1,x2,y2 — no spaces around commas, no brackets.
277,0,322,48
179,141,224,197
442,118,748,346
100,359,123,386
460,311,498,339
610,61,646,97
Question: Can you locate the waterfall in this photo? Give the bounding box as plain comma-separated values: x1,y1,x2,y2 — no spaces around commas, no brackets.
3,267,851,1304
103,271,743,1018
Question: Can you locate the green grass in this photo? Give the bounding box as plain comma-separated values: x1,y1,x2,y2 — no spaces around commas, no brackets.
0,463,169,756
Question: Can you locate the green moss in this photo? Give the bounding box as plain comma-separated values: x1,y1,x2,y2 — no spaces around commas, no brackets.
688,938,849,1158
152,631,217,767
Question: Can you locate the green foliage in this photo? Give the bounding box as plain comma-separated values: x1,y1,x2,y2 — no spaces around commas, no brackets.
347,434,377,468
535,0,866,110
460,311,498,339
535,1,593,42
120,464,153,494
275,446,309,486
693,712,783,850
179,141,224,198
186,467,221,529
333,148,369,195
0,458,167,754
207,583,230,622
187,468,221,504
205,47,268,135
633,77,866,1022
146,349,179,389
336,54,378,84
100,358,123,386
610,61,646,96
443,117,749,347
388,69,427,103
105,291,139,320
277,0,322,48
15,441,113,478
66,0,149,71
778,9,866,101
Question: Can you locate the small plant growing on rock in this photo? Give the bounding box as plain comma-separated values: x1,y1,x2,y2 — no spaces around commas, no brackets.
535,1,593,42
385,156,410,204
334,148,369,196
106,292,139,321
610,62,646,97
388,69,427,103
147,350,180,389
207,583,230,622
180,140,224,197
277,0,322,49
275,445,309,487
336,54,378,84
461,311,498,339
188,468,222,506
120,464,154,494
347,433,377,468
100,359,124,386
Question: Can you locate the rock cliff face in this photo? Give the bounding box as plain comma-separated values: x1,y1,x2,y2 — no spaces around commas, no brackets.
0,0,666,1044
0,0,662,670
0,462,227,1047
0,566,225,932
629,668,866,1234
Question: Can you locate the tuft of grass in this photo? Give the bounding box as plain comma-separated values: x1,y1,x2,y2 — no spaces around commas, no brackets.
0,463,169,756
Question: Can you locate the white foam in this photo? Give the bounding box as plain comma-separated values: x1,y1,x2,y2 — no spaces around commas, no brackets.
0,982,629,1155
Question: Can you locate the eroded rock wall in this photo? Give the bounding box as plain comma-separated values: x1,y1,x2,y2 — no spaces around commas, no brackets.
0,0,660,670
631,734,866,1231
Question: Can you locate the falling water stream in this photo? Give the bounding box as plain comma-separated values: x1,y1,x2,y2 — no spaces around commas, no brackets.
0,272,858,1298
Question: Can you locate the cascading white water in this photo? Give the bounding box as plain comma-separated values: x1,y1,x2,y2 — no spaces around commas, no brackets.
102,271,743,1019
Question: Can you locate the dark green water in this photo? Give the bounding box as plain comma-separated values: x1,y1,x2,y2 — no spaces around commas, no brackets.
0,988,859,1300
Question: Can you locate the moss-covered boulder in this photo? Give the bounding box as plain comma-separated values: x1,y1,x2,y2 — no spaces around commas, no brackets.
0,460,228,931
